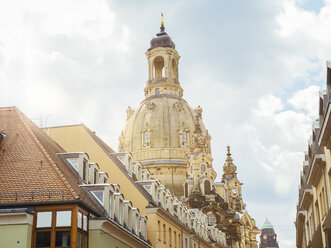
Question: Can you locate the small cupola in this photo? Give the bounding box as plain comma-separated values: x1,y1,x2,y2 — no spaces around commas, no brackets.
149,13,175,50
144,13,182,98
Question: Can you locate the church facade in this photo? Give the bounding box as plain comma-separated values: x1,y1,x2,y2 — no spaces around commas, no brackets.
119,17,260,248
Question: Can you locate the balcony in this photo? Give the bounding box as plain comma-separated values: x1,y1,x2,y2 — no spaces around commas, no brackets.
307,128,326,187
299,183,313,210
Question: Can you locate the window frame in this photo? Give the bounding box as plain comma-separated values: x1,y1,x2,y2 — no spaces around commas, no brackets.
143,130,151,148
32,205,88,248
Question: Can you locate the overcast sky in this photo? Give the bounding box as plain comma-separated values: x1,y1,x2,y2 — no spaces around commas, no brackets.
1,0,331,246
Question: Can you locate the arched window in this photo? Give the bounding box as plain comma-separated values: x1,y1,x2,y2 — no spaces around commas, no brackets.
207,213,216,226
185,182,188,198
181,130,188,146
204,180,211,195
153,56,164,79
143,130,150,147
172,58,178,80
155,88,160,95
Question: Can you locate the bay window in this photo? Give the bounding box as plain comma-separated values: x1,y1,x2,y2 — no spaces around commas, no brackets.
33,206,88,248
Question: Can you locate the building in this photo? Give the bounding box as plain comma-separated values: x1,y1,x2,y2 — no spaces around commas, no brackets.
118,17,210,197
44,16,259,248
117,17,260,248
44,123,227,248
0,107,151,248
296,61,331,247
259,218,279,248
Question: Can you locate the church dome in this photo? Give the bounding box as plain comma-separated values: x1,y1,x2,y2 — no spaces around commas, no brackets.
119,97,208,162
261,219,274,229
118,18,211,196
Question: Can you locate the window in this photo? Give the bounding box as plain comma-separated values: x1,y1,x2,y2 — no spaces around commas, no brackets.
56,211,72,227
315,200,320,225
37,212,52,228
83,160,87,182
135,213,139,234
163,224,166,243
153,56,164,79
128,206,132,230
91,191,104,204
158,221,161,241
204,180,211,195
119,199,123,224
169,228,172,246
66,158,79,171
143,131,150,147
34,207,86,248
155,88,160,95
174,231,177,248
77,211,88,248
109,192,113,217
178,233,181,248
181,130,188,146
94,169,97,184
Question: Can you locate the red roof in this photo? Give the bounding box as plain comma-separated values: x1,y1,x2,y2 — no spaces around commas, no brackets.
0,107,103,215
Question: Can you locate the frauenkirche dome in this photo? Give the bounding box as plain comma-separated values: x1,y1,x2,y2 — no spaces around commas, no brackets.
118,18,211,196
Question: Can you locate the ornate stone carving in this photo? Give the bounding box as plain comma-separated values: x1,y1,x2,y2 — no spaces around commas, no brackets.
146,102,156,110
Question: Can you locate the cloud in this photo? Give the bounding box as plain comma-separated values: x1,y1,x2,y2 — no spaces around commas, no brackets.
288,85,320,117
0,0,331,247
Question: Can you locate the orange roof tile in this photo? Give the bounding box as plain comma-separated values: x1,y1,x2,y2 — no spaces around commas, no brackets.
0,107,104,215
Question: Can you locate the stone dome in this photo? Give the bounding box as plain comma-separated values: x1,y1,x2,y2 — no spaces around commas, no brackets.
119,96,209,162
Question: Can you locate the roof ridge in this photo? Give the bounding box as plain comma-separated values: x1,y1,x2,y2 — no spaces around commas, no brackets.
14,107,78,200
82,125,115,153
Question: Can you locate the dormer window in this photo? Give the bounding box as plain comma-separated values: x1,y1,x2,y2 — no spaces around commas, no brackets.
94,169,97,184
109,192,113,217
143,130,150,147
67,158,79,171
91,191,104,204
83,159,87,182
119,199,123,224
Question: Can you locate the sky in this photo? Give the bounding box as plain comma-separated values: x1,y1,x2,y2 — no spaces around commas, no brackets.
1,0,331,246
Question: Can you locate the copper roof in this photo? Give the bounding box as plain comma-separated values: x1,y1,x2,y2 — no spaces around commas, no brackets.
0,107,103,215
149,24,175,50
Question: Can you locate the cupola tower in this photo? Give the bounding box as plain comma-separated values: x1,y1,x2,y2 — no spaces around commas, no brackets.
118,15,210,196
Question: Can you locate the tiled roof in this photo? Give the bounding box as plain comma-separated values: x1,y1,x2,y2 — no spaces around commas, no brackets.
0,107,104,215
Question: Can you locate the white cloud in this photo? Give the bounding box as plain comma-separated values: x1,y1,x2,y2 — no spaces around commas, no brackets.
288,85,320,117
1,0,331,247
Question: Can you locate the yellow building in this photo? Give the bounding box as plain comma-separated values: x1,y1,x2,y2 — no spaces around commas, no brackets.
296,62,331,247
44,124,227,248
